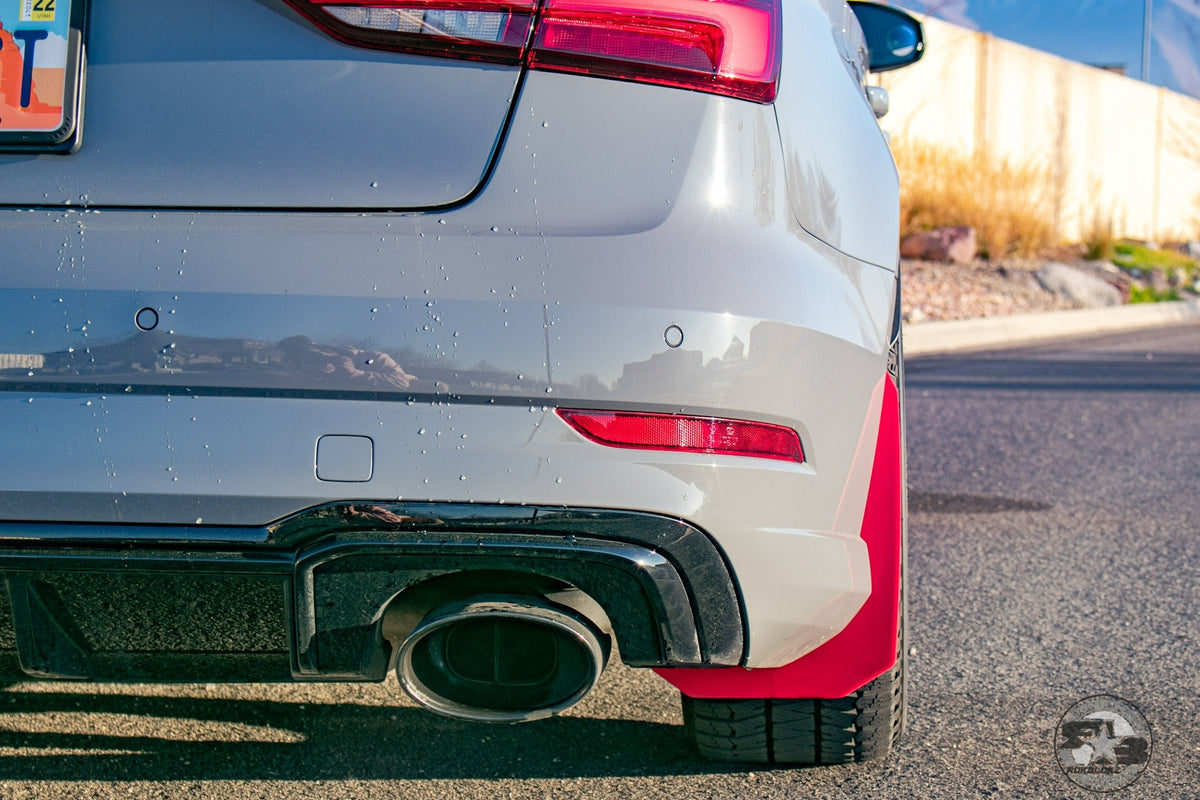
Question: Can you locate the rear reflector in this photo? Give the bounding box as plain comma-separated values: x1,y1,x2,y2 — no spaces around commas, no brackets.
285,0,781,102
558,409,804,463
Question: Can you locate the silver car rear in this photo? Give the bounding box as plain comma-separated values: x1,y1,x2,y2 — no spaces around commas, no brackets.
0,0,922,764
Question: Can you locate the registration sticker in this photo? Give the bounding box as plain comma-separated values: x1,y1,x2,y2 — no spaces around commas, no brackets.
20,0,57,23
1,0,85,151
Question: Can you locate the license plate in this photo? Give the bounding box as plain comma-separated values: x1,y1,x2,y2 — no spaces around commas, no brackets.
0,0,86,152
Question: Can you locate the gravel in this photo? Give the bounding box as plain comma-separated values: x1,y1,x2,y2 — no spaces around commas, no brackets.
902,259,1081,323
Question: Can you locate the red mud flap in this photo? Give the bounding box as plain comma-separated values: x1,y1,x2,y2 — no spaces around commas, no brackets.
657,374,902,699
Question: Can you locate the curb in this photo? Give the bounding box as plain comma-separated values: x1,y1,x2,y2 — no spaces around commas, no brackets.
903,299,1200,356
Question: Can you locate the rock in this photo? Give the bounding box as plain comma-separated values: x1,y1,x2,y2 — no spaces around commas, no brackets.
1034,262,1123,307
900,227,977,264
1148,270,1172,294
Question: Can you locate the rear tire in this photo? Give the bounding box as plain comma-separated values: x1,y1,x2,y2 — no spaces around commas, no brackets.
686,334,908,766
682,625,905,765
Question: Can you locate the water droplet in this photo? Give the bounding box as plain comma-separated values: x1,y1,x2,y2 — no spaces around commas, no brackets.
490,226,500,233
555,477,564,485
459,475,468,481
195,518,203,525
369,181,379,188
418,428,426,435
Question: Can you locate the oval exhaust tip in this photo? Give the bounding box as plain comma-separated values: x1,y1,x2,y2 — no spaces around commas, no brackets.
396,596,609,724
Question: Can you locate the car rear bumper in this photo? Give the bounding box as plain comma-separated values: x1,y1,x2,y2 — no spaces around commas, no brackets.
0,495,876,686
0,72,898,683
0,503,746,682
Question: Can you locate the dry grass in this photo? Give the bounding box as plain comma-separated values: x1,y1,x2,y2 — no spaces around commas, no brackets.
892,138,1055,259
1082,205,1117,261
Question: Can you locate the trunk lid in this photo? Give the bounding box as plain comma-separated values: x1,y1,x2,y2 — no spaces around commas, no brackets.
0,0,522,209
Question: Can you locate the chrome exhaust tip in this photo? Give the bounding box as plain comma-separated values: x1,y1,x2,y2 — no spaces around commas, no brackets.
395,595,610,723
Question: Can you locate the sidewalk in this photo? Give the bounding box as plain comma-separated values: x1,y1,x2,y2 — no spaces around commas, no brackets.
904,299,1200,356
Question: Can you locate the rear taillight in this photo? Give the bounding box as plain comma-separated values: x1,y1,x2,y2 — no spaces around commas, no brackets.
558,409,804,463
285,1,538,63
531,0,780,102
284,0,781,102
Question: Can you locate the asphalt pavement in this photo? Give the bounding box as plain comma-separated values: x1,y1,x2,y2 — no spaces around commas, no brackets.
1,322,1198,798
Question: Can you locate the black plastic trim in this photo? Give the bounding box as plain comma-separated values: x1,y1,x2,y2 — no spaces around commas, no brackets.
0,503,745,681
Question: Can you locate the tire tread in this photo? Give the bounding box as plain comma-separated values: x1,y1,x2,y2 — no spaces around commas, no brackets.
682,623,905,765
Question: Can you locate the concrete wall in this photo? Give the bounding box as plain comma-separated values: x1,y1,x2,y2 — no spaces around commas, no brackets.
877,16,1200,243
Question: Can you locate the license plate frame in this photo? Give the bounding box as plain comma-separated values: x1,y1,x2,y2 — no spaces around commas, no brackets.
0,0,87,152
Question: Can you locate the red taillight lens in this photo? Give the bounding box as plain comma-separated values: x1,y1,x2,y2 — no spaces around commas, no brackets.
531,0,781,102
558,409,804,463
285,0,781,102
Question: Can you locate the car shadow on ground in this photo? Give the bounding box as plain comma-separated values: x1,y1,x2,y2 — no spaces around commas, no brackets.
0,688,756,781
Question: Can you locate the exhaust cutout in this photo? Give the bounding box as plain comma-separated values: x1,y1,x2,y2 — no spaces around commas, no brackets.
396,596,610,723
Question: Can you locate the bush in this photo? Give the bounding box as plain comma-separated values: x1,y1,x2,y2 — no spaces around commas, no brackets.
1112,242,1196,276
892,139,1055,260
1129,284,1181,304
1082,207,1116,261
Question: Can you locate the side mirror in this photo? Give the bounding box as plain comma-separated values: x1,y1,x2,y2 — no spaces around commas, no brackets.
848,1,925,73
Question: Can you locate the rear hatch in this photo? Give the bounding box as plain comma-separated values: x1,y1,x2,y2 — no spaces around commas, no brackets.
0,0,524,209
